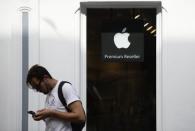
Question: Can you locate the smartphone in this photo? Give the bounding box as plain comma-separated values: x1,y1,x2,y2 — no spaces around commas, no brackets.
27,111,36,117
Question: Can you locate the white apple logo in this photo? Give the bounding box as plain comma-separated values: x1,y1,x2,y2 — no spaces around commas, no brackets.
114,27,131,49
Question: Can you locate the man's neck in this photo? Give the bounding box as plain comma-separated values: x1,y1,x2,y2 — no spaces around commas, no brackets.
49,79,58,90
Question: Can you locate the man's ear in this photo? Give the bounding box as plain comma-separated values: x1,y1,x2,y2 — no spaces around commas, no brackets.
43,75,49,81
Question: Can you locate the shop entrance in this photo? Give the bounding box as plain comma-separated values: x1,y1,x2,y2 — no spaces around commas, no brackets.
80,2,162,131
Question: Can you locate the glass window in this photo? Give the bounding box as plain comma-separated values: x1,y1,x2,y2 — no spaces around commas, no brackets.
87,8,156,131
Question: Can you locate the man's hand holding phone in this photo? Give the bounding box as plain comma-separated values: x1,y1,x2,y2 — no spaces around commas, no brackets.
28,110,43,121
28,108,53,121
27,111,36,117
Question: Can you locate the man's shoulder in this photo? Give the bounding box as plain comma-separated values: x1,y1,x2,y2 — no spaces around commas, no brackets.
60,81,72,86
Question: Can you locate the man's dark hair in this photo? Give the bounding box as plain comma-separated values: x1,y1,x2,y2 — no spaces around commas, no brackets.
26,64,52,86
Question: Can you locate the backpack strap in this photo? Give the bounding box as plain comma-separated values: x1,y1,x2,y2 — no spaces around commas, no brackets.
58,81,86,131
58,81,72,112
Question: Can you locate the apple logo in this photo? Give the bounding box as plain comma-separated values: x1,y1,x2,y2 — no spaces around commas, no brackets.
113,27,131,49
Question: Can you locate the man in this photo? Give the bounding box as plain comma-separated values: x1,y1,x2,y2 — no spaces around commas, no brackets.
26,64,86,131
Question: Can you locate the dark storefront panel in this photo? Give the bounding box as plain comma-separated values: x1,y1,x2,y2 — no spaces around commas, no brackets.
87,8,156,131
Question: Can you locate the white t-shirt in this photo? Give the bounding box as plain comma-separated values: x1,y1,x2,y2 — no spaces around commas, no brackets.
45,80,80,131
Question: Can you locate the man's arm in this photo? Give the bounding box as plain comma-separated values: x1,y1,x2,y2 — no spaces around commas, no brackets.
33,101,86,122
51,100,86,122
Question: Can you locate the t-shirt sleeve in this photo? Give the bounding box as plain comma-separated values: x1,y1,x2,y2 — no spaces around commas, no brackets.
62,83,80,106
